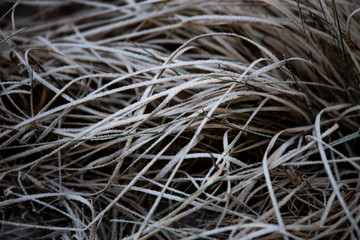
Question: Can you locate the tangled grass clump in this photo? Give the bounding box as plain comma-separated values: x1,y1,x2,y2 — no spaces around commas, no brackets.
1,0,360,239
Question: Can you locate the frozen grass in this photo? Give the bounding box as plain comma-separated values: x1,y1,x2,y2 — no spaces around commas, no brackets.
1,0,360,239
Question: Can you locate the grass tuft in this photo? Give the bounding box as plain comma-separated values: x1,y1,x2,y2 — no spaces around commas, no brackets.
1,0,360,239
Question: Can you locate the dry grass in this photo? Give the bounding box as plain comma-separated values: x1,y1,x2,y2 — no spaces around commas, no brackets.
1,0,360,239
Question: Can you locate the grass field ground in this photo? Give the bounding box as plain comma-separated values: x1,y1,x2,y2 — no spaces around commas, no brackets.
1,0,360,239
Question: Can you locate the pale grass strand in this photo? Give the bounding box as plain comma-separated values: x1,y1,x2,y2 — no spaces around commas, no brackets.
314,104,360,237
